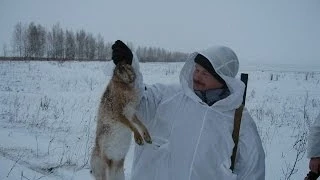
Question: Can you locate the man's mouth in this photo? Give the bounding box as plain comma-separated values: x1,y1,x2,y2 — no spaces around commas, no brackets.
193,80,205,86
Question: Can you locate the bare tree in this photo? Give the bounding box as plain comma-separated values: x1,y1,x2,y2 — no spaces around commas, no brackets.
104,42,112,60
282,131,307,180
22,27,29,58
51,23,64,59
26,22,38,58
96,34,105,60
11,22,29,58
46,31,54,58
12,22,24,57
84,33,96,59
89,35,97,60
37,24,46,58
76,29,86,59
65,30,76,60
25,22,46,58
2,43,8,57
136,46,147,62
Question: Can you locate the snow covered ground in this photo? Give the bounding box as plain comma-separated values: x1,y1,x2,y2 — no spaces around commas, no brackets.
0,60,319,180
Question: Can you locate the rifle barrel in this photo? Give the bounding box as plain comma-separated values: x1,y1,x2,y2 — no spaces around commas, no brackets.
240,73,248,106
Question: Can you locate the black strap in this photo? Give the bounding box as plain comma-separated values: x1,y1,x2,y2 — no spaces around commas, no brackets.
230,73,248,171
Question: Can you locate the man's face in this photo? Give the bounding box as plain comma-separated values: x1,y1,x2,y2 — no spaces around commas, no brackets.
193,64,224,91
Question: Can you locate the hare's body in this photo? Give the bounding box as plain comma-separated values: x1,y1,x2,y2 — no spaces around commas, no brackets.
91,62,151,180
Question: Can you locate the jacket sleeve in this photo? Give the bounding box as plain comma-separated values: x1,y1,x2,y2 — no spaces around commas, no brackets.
136,83,170,127
131,53,170,127
307,113,320,158
234,109,266,180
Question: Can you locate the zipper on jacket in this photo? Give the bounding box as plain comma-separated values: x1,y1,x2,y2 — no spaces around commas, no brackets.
188,108,208,180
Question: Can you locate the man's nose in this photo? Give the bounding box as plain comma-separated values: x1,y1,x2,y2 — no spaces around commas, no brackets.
194,73,202,81
194,71,199,79
193,75,199,82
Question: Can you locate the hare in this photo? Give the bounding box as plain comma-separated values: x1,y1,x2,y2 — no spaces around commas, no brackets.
90,61,152,180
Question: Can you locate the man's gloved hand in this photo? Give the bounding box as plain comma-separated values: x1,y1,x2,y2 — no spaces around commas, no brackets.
111,40,133,65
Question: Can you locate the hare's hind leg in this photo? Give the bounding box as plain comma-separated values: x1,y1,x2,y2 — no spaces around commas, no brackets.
109,159,125,180
90,147,107,180
133,115,152,144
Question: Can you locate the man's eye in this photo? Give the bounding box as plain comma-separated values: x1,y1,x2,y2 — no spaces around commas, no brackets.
202,72,209,76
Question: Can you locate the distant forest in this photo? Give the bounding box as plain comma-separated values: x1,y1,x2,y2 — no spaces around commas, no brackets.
1,22,189,62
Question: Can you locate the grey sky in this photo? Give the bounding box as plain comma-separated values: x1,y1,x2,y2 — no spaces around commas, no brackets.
1,0,319,65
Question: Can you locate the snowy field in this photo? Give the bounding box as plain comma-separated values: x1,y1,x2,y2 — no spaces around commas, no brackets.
0,60,320,180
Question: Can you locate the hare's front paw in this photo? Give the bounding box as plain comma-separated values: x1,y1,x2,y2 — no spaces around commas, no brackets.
143,131,152,144
134,132,144,145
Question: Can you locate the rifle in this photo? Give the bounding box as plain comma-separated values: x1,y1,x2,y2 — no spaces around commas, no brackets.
304,171,320,180
230,73,248,171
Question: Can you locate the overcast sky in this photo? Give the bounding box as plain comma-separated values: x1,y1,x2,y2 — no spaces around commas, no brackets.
1,0,319,65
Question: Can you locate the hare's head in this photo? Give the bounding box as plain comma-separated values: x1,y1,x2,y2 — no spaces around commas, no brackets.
113,61,136,84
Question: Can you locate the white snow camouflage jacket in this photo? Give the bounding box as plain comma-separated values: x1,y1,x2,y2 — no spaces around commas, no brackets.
130,46,265,180
307,113,320,158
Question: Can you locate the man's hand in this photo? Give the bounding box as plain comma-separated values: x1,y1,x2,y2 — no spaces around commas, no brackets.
309,157,320,173
111,40,133,65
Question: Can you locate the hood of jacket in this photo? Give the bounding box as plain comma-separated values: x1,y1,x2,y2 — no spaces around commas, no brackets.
179,45,245,111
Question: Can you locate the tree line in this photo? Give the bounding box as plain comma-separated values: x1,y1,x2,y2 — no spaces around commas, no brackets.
2,22,188,62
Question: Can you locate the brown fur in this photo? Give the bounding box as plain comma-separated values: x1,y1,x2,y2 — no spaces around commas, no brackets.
90,61,151,180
